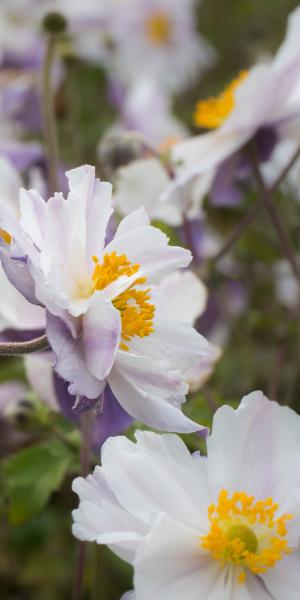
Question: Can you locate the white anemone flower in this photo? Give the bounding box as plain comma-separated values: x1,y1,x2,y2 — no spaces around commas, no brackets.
0,164,209,433
102,0,216,94
170,7,300,198
41,1,215,93
73,392,300,600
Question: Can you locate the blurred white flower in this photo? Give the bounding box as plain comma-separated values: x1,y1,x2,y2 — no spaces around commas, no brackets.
114,156,213,226
73,392,300,600
40,0,215,95
0,157,45,332
112,79,188,147
170,7,300,201
274,259,299,311
100,0,216,94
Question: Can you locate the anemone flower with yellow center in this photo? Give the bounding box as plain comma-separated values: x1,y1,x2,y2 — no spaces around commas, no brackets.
73,391,300,600
146,11,172,46
0,164,209,432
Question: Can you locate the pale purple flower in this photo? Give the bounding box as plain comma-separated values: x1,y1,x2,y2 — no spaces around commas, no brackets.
101,0,216,94
0,165,210,434
169,7,300,204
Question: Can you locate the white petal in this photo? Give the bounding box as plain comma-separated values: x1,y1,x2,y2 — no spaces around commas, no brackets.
115,207,150,237
121,592,136,600
105,226,191,283
134,514,221,600
72,466,147,562
170,129,250,187
19,188,47,251
262,553,300,600
274,7,300,71
82,293,121,380
280,488,300,547
156,270,208,324
206,391,300,503
24,353,57,411
67,165,113,262
130,316,209,373
186,343,222,393
108,354,204,433
101,431,210,530
0,264,45,331
114,158,170,221
46,312,105,399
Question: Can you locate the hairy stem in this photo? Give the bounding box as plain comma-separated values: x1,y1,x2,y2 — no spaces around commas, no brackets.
0,334,49,356
42,35,60,196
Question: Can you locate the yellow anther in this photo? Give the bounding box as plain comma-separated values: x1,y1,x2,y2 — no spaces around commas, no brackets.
194,71,249,129
0,228,11,244
92,252,155,350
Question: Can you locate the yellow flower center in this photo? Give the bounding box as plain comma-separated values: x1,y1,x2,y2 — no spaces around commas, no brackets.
146,11,172,46
201,489,292,584
194,71,249,129
0,229,12,244
92,251,155,351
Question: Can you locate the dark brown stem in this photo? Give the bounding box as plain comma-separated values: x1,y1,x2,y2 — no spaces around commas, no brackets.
72,411,93,600
42,35,59,196
249,145,300,286
213,145,300,264
0,334,49,356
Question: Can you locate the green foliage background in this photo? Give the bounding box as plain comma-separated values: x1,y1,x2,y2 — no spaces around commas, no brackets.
1,1,300,598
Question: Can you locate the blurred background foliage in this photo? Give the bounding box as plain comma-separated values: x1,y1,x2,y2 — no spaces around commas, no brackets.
1,1,300,598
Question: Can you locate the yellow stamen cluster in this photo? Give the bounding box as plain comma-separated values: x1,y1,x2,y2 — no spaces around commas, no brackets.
92,251,140,291
201,489,292,584
194,71,249,129
0,228,11,245
113,279,155,351
146,11,172,46
92,252,155,351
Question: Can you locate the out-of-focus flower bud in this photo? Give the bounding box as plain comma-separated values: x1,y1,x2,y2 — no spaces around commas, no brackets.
98,132,146,178
42,12,67,35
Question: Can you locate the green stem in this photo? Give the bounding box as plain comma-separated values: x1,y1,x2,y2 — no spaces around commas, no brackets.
42,35,60,196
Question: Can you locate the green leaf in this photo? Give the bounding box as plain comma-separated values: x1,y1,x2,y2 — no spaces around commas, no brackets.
3,439,74,525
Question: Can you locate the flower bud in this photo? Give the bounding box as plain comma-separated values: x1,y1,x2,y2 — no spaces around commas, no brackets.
42,11,67,35
98,132,145,178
